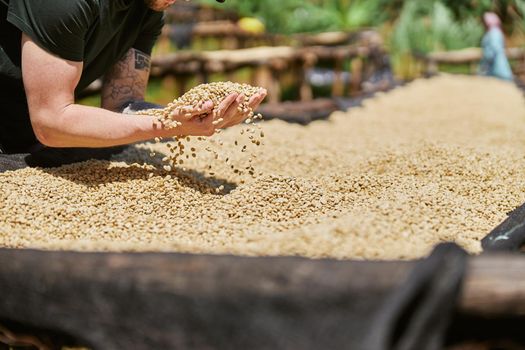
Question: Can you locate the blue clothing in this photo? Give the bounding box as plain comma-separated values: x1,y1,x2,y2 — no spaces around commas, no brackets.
480,28,513,81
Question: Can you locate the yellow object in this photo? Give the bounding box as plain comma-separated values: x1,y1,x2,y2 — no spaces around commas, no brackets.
238,17,265,34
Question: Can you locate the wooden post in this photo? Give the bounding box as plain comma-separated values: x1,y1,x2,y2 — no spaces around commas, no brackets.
175,75,190,98
332,53,345,97
252,65,275,102
196,59,209,85
470,61,477,74
427,59,439,76
162,75,178,98
156,27,172,55
226,67,236,83
349,57,363,96
299,52,316,102
268,68,282,104
223,36,239,50
268,58,289,104
520,54,525,81
461,255,525,316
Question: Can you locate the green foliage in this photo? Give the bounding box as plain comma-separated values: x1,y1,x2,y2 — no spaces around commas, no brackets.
198,0,524,47
440,0,492,19
285,4,341,33
441,0,525,35
392,1,485,54
199,0,396,34
200,0,303,33
511,0,525,34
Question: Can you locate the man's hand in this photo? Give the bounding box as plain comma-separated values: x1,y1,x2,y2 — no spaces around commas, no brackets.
167,89,267,136
164,100,216,137
212,89,267,129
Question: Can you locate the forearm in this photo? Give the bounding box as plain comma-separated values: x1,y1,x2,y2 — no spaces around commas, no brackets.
21,37,169,148
33,103,167,148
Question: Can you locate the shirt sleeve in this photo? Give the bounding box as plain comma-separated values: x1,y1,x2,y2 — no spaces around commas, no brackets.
133,10,164,56
6,0,97,62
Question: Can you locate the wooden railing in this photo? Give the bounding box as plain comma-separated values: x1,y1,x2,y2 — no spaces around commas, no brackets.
413,47,525,77
156,21,370,51
80,39,387,103
150,44,378,103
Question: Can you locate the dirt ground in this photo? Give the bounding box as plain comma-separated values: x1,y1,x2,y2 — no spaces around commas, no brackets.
1,74,524,260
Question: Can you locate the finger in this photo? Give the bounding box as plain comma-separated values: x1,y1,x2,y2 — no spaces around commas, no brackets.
256,88,267,100
248,91,266,109
220,90,266,129
220,94,249,128
171,100,214,120
223,93,245,120
249,89,267,104
193,100,215,122
212,93,243,129
215,93,238,118
196,100,214,114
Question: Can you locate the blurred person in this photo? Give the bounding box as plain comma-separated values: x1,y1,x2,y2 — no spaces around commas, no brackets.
0,0,266,163
479,12,513,81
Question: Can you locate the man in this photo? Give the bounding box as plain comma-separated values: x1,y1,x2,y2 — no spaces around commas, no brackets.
0,0,266,163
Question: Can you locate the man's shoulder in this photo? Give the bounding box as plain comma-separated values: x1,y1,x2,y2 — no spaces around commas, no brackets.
7,0,102,61
9,0,100,18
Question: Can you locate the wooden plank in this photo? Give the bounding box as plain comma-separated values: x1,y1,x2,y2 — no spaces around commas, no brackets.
427,48,484,63
421,47,525,65
350,57,364,96
298,52,317,101
150,45,368,76
295,31,352,46
461,255,525,316
331,55,345,97
256,98,338,124
79,44,375,98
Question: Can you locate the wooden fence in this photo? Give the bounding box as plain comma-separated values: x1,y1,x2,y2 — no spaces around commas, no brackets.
150,44,381,103
80,31,387,103
413,47,525,78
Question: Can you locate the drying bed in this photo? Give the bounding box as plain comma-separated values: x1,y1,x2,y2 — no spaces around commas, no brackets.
1,75,525,259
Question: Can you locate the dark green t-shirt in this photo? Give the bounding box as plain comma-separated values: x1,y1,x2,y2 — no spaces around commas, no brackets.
0,0,163,151
2,0,163,92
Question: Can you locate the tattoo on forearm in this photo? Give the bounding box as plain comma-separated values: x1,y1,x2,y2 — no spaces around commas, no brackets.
102,48,151,111
135,50,151,70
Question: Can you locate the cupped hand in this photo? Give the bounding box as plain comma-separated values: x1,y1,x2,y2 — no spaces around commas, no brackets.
165,99,217,137
159,88,267,138
213,89,267,129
